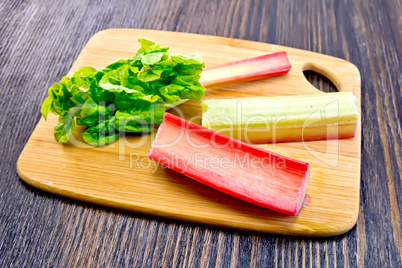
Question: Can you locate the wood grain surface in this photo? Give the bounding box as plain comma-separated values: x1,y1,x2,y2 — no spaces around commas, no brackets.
17,29,362,237
1,0,401,267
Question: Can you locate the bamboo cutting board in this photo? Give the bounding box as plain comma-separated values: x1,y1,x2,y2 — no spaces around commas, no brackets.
17,29,361,236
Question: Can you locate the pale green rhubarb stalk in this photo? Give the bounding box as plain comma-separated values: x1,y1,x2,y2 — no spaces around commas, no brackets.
201,92,358,143
148,113,310,216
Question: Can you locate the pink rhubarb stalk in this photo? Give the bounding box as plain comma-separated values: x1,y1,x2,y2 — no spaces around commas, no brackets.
199,51,291,87
148,113,310,216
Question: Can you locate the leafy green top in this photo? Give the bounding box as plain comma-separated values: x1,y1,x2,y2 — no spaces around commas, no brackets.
41,39,205,146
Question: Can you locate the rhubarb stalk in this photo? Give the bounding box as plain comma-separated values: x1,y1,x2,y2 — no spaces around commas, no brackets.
166,52,292,109
201,92,358,144
148,113,310,216
199,51,292,87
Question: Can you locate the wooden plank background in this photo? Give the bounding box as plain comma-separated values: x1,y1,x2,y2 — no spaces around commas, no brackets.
0,0,401,267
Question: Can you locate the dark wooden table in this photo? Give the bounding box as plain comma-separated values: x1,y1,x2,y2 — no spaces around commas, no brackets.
1,0,401,267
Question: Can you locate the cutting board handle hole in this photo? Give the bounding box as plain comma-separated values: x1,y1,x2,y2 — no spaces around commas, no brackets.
303,64,339,93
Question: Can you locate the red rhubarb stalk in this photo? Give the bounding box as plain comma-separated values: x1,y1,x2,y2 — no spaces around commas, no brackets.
148,113,310,216
199,51,292,87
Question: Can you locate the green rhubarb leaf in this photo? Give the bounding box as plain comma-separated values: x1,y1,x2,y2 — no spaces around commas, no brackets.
82,117,119,147
170,75,205,100
74,66,98,78
136,38,169,55
41,96,53,120
115,110,153,133
99,65,138,93
41,38,205,146
171,52,203,65
141,52,165,65
54,112,75,143
47,77,73,115
137,66,162,82
79,98,99,118
115,96,165,132
77,99,114,127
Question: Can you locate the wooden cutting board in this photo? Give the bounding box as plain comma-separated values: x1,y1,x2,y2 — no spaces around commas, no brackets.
17,29,361,236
